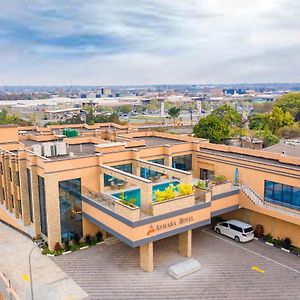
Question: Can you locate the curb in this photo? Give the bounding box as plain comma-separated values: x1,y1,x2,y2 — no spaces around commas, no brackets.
265,242,273,246
80,246,89,250
62,250,72,255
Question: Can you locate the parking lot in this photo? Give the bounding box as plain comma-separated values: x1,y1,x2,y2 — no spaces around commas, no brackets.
53,227,300,300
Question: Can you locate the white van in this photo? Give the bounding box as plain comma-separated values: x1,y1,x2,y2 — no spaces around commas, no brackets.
214,220,254,242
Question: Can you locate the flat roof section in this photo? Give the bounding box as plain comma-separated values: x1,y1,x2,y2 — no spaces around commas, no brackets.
22,140,97,159
264,141,300,158
133,136,186,147
199,148,300,171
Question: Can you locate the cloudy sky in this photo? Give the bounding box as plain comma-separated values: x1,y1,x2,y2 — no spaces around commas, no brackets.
0,0,299,85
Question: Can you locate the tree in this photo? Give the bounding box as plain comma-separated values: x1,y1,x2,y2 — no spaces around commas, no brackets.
249,113,269,130
117,105,132,114
274,92,300,121
168,107,181,124
193,115,229,143
277,124,300,139
211,104,242,127
268,107,294,134
255,130,279,147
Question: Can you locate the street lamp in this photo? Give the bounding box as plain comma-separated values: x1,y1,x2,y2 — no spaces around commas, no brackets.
28,244,37,300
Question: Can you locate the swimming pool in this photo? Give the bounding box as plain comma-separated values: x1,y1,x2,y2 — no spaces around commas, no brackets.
112,181,179,207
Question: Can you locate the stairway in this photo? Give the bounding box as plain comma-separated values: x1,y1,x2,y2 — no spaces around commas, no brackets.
241,185,300,219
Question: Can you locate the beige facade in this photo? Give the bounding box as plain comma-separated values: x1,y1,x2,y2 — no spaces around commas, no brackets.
0,123,299,272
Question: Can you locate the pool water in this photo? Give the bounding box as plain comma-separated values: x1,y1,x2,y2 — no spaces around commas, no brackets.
112,181,179,207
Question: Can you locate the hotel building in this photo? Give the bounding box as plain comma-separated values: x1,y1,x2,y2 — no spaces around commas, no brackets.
0,123,299,272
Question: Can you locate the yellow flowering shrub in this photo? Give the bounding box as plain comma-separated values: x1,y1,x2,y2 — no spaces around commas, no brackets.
178,183,193,196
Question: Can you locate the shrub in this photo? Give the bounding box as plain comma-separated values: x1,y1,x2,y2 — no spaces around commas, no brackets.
95,231,103,242
264,233,274,243
64,240,70,252
155,185,177,202
41,248,50,255
283,238,292,249
178,183,193,196
54,242,62,252
73,233,81,245
85,234,92,246
195,181,206,190
119,197,136,208
70,244,80,252
212,175,227,185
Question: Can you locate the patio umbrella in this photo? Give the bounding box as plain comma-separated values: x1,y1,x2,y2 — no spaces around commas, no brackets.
234,167,239,186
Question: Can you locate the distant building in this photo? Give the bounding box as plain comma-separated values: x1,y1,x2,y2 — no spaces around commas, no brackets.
101,88,112,96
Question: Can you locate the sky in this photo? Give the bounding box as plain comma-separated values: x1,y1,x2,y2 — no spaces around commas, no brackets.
0,0,299,85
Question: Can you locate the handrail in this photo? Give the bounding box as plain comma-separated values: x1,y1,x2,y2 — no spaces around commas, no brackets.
240,185,300,219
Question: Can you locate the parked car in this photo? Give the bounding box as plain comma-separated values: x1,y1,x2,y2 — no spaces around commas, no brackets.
214,220,254,242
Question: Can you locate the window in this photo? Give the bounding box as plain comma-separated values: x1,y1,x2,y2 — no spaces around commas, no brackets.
8,168,12,181
264,180,300,210
16,171,20,186
244,227,253,233
38,176,47,236
149,158,164,165
27,169,34,223
172,155,192,171
59,178,82,241
104,163,132,187
229,224,243,232
221,223,228,227
0,162,2,175
200,169,214,180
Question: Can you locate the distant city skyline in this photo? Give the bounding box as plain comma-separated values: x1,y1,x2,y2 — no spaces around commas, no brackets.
0,0,299,85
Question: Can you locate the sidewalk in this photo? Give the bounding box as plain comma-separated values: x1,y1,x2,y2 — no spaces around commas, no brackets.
0,223,88,300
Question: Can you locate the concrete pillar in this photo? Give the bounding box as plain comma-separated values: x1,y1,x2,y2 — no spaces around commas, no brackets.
97,154,105,192
3,154,12,212
131,149,141,177
44,174,61,250
139,183,152,215
164,145,172,168
30,166,41,237
178,230,192,257
19,159,31,226
140,242,153,272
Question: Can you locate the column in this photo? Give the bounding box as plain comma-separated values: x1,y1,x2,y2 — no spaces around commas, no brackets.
19,159,31,226
131,149,140,177
139,183,152,215
164,145,172,168
44,174,61,250
140,242,153,272
30,166,41,237
178,230,192,257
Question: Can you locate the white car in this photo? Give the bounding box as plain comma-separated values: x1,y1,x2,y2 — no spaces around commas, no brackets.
214,220,254,243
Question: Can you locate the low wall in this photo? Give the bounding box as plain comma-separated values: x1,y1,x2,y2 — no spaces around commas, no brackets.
195,189,211,202
211,182,232,196
151,194,195,216
114,201,140,221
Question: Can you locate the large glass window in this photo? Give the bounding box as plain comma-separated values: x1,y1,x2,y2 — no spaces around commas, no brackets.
26,169,34,223
59,178,82,241
104,163,132,187
264,180,300,210
140,158,164,179
200,169,214,180
38,176,47,236
172,155,192,171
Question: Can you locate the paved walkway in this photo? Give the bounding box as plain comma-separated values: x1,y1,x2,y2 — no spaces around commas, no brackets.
54,227,300,300
0,223,88,300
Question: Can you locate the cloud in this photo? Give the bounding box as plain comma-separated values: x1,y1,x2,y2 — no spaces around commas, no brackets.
0,0,299,85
